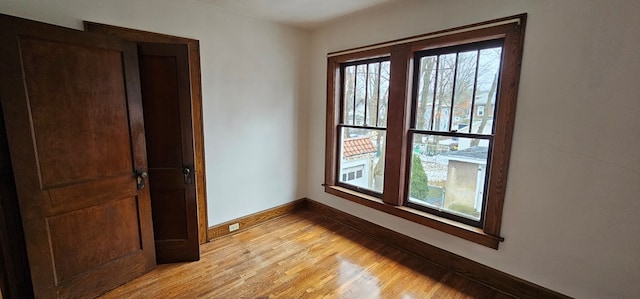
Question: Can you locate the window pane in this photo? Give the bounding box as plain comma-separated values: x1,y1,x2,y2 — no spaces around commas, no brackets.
451,50,478,133
365,63,379,127
471,47,502,135
343,65,355,125
408,133,490,221
354,64,367,126
415,56,437,130
338,127,386,193
377,61,390,128
433,54,456,132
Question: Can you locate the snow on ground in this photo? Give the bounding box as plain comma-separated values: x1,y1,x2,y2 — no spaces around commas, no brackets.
419,154,448,183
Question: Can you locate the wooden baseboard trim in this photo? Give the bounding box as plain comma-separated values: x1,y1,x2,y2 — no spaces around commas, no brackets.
207,199,307,241
304,198,571,299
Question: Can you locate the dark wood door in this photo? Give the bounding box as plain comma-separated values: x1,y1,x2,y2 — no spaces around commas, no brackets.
84,22,209,246
138,43,200,263
0,107,33,299
0,14,156,298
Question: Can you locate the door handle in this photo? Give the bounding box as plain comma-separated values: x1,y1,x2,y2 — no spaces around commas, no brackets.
135,169,148,190
183,166,192,185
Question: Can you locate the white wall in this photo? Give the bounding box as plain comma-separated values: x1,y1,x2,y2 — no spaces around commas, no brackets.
307,0,640,298
2,0,639,297
0,0,309,226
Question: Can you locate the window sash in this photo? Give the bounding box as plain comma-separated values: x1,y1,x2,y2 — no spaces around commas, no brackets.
405,131,494,227
339,57,390,127
410,39,504,135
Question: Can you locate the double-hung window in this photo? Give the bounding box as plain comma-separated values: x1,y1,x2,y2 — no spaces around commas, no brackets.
337,58,390,196
407,40,503,227
324,15,526,249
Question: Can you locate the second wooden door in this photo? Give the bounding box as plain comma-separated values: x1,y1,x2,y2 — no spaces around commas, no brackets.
138,43,200,263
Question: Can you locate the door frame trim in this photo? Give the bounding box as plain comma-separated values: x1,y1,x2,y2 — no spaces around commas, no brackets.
84,22,209,244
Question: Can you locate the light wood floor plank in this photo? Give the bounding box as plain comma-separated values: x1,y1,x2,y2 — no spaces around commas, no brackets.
99,211,512,298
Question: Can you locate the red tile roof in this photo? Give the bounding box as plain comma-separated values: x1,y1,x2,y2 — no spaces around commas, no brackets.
343,136,377,158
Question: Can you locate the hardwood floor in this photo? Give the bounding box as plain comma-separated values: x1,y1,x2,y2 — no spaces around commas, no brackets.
100,211,513,298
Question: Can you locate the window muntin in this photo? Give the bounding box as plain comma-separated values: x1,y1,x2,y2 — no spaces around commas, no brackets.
337,58,390,196
408,40,503,226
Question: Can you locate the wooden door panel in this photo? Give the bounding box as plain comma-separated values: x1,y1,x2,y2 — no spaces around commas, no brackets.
21,37,133,187
151,188,187,239
140,55,184,168
47,197,141,281
148,169,188,241
47,174,137,212
0,14,155,298
55,252,147,299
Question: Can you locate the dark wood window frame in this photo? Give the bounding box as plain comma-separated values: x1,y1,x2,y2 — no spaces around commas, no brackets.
324,14,526,249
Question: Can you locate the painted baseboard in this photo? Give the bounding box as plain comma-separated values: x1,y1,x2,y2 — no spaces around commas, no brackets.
304,198,571,299
207,199,307,240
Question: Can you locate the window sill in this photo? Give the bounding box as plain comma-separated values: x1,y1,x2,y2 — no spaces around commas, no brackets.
324,185,503,249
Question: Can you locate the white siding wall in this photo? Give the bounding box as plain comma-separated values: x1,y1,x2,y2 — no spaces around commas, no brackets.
340,157,371,189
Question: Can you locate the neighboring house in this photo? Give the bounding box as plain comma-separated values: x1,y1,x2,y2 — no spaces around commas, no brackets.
442,146,488,217
472,89,495,119
341,136,377,190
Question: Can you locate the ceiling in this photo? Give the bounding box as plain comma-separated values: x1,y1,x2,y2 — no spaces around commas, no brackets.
197,0,401,29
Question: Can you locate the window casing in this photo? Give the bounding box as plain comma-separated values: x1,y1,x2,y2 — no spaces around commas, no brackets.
324,15,526,249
